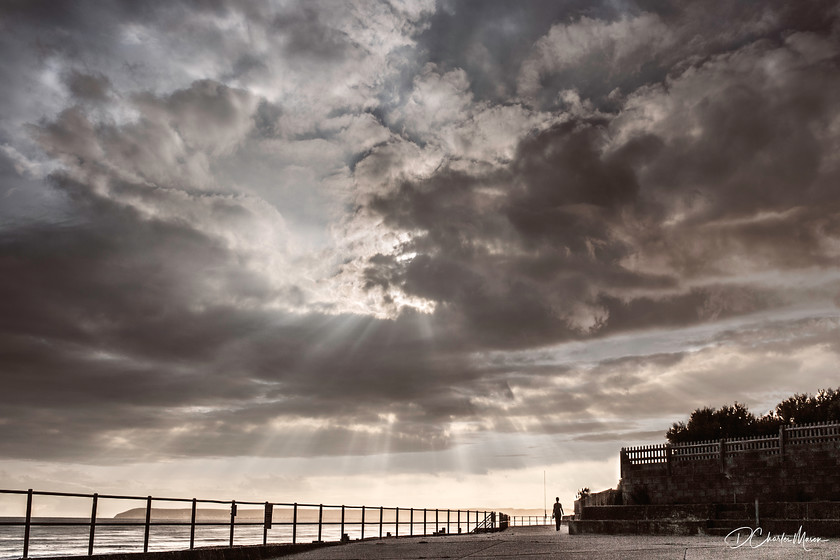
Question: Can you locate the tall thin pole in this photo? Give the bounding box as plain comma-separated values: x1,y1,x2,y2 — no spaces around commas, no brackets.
543,471,546,519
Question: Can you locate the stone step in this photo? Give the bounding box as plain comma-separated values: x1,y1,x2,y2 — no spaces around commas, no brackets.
706,527,748,537
568,519,707,536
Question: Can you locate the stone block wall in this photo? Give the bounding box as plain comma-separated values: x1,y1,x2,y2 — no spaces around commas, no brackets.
620,441,840,505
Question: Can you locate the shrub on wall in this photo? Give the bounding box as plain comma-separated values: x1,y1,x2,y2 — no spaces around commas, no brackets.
666,388,840,444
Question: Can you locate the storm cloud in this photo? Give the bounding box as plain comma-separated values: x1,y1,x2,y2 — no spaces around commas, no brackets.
1,0,839,506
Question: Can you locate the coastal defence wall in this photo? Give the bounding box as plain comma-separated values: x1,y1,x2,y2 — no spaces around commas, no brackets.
42,543,338,560
619,422,840,505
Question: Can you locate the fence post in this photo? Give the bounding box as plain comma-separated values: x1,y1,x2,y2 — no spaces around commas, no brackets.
620,448,628,479
361,506,365,540
457,510,460,533
423,508,427,536
779,425,786,459
435,508,439,533
292,503,297,544
666,443,672,476
23,489,32,559
379,506,383,539
190,498,197,549
88,493,98,556
395,507,399,538
340,505,345,541
719,439,726,473
318,504,323,542
410,508,414,536
143,496,152,553
229,500,236,547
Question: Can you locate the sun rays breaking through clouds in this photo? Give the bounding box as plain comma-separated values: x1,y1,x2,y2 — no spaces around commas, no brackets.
1,0,840,510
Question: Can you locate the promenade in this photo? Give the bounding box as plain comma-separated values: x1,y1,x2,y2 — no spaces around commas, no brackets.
282,525,838,559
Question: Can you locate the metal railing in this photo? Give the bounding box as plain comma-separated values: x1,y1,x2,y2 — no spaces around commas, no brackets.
0,489,498,558
507,515,551,527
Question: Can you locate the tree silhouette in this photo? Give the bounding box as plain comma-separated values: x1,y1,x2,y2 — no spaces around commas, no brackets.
666,388,840,444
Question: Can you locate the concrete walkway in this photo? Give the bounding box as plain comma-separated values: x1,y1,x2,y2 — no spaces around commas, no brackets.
279,525,838,559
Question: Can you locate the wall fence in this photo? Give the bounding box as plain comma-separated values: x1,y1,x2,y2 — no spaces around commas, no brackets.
621,421,840,475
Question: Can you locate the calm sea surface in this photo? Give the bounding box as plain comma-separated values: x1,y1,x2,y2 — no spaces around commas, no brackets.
0,518,464,558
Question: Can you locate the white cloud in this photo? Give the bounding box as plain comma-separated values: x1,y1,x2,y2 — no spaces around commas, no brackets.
517,13,674,99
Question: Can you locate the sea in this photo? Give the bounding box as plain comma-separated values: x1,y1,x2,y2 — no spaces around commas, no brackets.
0,517,461,559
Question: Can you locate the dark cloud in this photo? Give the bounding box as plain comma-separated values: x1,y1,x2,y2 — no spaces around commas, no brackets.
415,0,840,110
64,71,111,102
1,0,840,474
362,117,752,347
418,0,623,101
0,178,468,461
272,4,355,62
363,12,840,348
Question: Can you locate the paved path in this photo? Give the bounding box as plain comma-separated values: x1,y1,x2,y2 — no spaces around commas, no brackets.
280,525,838,559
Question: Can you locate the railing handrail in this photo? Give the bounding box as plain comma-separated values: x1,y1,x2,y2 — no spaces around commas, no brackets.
0,488,477,511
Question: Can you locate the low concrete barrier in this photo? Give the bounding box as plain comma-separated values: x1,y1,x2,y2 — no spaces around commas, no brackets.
40,542,341,560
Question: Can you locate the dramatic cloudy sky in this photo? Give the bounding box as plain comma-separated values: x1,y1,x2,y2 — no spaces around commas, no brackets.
2,0,840,514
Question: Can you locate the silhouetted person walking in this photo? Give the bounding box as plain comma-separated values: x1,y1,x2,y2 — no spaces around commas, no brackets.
551,497,564,530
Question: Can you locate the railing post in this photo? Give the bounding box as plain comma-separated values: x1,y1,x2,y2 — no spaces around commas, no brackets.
410,508,414,536
229,500,236,547
88,493,98,556
318,504,323,542
379,506,383,539
292,503,298,544
447,509,450,534
457,509,460,533
264,501,271,546
143,496,152,553
340,505,345,541
423,508,426,535
23,489,32,559
361,506,365,540
395,507,399,538
190,498,197,549
435,508,439,533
